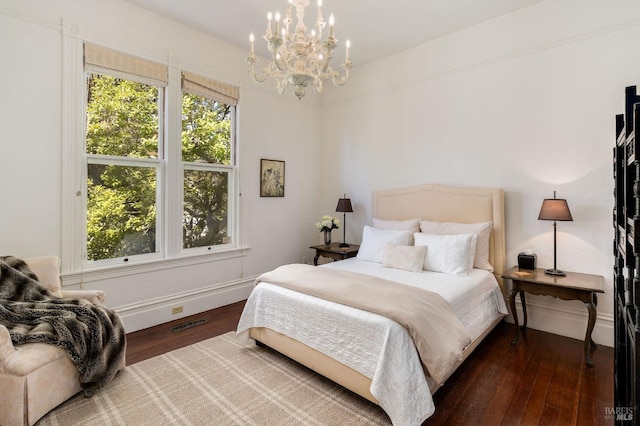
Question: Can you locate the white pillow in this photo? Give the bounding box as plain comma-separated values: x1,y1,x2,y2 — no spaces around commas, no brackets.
419,220,493,272
356,226,412,263
414,233,477,276
373,218,421,244
382,244,427,273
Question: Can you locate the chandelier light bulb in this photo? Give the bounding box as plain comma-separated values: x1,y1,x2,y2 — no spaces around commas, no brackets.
247,0,352,100
266,12,273,36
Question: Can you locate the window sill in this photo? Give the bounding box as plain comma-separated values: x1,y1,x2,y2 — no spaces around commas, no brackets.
61,245,251,287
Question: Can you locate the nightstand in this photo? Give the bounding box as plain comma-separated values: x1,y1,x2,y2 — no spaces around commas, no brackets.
309,243,359,266
502,266,604,367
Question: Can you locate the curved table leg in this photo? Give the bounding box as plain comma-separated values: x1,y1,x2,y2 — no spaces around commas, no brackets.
520,291,528,328
584,297,597,368
509,288,520,345
590,293,598,347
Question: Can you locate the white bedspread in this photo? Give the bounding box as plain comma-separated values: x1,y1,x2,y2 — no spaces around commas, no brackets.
236,259,507,426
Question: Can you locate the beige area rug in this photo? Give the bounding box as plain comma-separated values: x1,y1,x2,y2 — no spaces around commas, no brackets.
37,332,390,425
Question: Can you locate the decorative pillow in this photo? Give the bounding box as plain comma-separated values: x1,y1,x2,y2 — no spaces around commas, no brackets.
414,233,477,276
356,226,412,263
419,220,493,272
373,218,421,244
382,244,427,273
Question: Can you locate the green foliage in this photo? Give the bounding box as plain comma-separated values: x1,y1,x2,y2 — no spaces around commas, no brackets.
181,93,231,248
86,75,159,158
87,165,157,259
183,170,228,248
181,93,231,164
86,75,159,261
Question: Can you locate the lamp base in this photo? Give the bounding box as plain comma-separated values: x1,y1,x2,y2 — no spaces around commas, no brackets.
339,243,350,248
544,268,566,276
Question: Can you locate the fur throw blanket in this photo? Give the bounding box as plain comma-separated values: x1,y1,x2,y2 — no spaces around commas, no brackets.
0,256,126,396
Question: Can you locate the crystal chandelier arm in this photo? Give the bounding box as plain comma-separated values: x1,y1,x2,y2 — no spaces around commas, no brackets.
246,52,267,83
331,59,351,86
330,40,351,86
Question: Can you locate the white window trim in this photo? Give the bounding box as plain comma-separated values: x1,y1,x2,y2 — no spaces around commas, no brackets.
61,22,245,279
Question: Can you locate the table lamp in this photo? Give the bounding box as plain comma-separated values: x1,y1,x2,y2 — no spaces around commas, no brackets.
335,195,353,248
537,191,573,276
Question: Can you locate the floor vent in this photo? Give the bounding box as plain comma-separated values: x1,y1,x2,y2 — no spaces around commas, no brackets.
169,319,208,333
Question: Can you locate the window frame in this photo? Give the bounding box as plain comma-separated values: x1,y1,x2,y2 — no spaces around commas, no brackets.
84,154,165,267
82,69,166,268
180,91,237,255
61,28,242,279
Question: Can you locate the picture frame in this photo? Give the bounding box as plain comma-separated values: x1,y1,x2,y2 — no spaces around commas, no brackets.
260,159,285,197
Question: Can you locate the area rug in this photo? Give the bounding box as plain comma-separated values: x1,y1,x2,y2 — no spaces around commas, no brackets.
37,332,390,425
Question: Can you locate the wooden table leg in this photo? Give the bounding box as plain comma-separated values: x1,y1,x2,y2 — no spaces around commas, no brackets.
590,293,598,347
520,291,528,328
509,287,520,345
584,293,597,367
313,252,320,266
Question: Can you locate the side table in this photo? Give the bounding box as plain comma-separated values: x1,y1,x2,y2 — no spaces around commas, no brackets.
309,243,359,266
502,266,604,367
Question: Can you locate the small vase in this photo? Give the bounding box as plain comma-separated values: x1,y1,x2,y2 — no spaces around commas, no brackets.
323,230,332,246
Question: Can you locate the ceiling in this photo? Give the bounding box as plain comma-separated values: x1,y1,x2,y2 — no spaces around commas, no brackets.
123,0,545,66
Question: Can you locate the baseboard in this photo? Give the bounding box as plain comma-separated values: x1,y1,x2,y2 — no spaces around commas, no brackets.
506,298,614,347
114,275,256,333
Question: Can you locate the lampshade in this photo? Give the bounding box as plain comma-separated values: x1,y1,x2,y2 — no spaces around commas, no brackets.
538,198,573,222
336,198,353,213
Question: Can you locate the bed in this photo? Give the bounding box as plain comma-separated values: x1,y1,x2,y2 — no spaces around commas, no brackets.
237,184,508,425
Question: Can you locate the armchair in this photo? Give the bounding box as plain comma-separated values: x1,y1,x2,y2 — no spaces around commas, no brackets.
0,256,125,426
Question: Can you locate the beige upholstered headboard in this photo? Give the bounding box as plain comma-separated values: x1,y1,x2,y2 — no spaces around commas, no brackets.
372,184,506,294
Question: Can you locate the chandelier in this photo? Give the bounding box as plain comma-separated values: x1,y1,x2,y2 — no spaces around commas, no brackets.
247,0,352,100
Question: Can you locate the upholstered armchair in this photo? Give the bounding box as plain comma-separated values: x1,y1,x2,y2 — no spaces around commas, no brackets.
0,256,125,426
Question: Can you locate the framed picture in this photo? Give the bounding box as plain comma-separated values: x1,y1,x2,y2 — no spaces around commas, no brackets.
260,159,285,197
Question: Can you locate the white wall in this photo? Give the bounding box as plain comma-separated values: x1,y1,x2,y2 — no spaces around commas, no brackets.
320,0,640,346
0,0,323,331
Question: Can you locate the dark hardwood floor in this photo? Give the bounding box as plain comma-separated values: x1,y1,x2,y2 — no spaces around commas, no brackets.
125,301,246,365
125,302,613,425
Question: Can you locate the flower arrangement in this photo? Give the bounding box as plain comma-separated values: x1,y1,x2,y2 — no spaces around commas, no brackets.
315,215,340,232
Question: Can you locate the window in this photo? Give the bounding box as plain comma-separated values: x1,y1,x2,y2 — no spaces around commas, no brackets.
181,72,237,251
85,74,163,263
81,43,238,268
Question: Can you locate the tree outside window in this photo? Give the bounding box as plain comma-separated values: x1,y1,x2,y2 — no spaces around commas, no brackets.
181,93,233,249
85,74,160,261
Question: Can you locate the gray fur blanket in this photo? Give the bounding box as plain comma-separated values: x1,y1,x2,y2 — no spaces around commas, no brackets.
0,256,126,396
